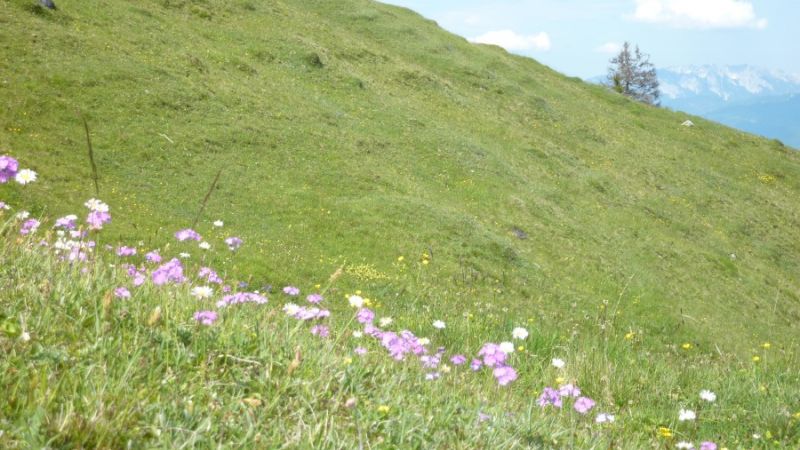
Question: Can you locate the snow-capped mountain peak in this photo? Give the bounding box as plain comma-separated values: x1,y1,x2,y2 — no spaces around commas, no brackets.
658,65,800,101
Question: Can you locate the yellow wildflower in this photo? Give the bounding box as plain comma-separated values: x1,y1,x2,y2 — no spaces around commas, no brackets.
681,343,692,350
752,355,761,362
658,427,673,438
762,342,771,349
625,332,635,340
377,405,390,414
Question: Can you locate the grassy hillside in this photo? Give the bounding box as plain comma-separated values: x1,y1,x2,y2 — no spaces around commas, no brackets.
1,0,800,446
3,0,799,350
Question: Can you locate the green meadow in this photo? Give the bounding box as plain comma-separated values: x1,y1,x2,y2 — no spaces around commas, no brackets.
1,0,799,447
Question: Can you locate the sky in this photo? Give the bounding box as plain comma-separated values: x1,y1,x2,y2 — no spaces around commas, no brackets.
379,0,800,79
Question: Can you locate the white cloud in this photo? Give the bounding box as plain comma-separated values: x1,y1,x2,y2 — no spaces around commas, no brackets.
470,30,551,52
631,0,767,29
596,42,622,54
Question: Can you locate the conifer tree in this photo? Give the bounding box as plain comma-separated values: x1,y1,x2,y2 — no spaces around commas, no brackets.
607,42,660,105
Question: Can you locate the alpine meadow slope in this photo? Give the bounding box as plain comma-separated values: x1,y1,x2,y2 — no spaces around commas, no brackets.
2,0,800,447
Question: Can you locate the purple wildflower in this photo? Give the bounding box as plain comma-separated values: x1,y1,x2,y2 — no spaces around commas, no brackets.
425,372,441,381
20,219,40,235
198,267,223,284
559,384,581,398
700,442,717,450
478,343,507,368
364,323,382,338
477,412,492,423
0,155,19,183
311,324,330,338
86,210,111,230
538,387,563,408
133,271,146,286
375,330,426,361
114,287,131,299
66,246,88,262
116,246,136,257
293,307,330,321
224,236,243,250
283,286,300,296
122,263,137,276
306,293,323,304
493,366,518,386
354,346,367,355
573,397,596,414
193,310,218,325
356,308,375,324
380,332,405,360
402,330,428,356
421,354,441,369
54,215,78,230
152,258,186,285
470,358,483,371
175,228,201,242
450,354,467,365
145,250,162,263
216,292,268,308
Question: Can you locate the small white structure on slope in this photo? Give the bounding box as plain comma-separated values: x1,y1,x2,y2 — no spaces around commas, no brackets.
681,120,695,127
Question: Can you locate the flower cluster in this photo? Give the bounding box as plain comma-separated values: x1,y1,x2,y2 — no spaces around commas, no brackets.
225,236,243,251
216,292,268,308
283,304,331,320
175,228,201,242
193,310,218,326
0,155,37,185
537,382,600,417
20,219,40,235
117,246,136,257
152,258,186,285
198,267,223,284
85,198,111,230
54,215,78,230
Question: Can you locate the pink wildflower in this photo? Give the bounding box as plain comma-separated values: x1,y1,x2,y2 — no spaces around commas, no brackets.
574,397,596,414
193,310,218,325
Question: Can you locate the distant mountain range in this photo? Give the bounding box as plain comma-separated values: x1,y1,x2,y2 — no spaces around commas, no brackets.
590,65,800,149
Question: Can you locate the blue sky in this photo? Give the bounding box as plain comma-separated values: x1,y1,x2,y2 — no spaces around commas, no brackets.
380,0,799,78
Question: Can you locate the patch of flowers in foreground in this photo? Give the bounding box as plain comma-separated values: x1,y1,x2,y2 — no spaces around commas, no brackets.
0,152,734,448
